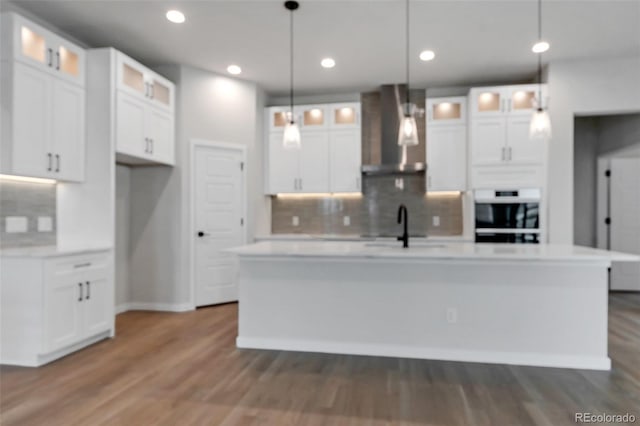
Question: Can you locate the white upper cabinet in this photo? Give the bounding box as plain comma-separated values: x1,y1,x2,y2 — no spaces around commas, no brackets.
298,132,330,193
265,102,362,194
3,13,85,86
116,53,173,113
268,131,299,193
113,51,175,165
468,84,548,188
426,96,467,192
329,129,362,193
0,13,86,182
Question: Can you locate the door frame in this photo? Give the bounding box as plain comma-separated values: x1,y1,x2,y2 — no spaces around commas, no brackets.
189,139,248,309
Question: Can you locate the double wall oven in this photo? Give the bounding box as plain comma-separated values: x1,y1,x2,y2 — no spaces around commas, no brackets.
474,189,542,243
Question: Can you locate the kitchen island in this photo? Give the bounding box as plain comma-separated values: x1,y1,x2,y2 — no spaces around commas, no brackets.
228,241,638,370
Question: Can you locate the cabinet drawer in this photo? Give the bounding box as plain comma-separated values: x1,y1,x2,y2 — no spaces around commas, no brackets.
46,252,110,277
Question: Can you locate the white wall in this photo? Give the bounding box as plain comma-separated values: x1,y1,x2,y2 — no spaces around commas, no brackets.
547,56,640,244
597,114,640,156
127,65,268,307
115,165,131,307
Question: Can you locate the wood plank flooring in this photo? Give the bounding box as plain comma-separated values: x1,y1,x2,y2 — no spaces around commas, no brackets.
1,293,639,425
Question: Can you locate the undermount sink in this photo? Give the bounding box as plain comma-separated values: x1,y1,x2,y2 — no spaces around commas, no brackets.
365,242,446,249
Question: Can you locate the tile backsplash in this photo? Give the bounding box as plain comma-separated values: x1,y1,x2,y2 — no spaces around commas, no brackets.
0,180,56,248
272,174,463,237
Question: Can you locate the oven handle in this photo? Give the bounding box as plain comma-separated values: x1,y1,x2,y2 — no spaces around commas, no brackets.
474,198,541,204
475,228,541,234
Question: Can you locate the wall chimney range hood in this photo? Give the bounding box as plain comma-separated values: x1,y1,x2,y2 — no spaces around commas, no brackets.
361,84,426,176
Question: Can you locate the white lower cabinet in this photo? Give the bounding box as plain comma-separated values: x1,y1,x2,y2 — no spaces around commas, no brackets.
1,250,114,367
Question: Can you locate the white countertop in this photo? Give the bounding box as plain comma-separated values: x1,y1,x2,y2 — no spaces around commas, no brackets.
0,245,112,258
228,241,640,263
254,234,473,243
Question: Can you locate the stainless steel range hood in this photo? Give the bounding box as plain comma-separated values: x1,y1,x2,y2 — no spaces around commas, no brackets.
361,84,426,176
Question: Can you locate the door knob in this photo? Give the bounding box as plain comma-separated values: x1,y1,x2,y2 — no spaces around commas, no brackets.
197,231,210,237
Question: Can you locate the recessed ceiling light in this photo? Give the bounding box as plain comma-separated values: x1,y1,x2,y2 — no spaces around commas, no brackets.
532,41,550,53
166,10,185,24
419,50,435,61
321,58,336,68
227,65,242,75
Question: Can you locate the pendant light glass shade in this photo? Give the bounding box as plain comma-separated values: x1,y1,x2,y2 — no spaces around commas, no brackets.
283,119,301,150
529,108,551,141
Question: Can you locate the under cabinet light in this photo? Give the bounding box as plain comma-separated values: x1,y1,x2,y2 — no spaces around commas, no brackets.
0,174,56,184
275,193,362,199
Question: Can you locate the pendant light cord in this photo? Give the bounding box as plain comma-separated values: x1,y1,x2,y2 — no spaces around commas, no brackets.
537,0,542,107
289,7,294,123
405,0,410,108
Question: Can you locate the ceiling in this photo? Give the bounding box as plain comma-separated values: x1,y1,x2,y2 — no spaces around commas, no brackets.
7,0,640,96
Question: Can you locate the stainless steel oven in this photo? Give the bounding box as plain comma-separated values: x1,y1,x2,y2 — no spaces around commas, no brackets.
474,189,541,244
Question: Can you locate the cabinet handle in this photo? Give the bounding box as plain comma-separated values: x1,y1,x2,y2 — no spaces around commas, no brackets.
74,262,92,269
501,147,505,161
149,84,154,99
47,153,52,172
78,282,83,302
55,154,60,172
508,147,513,161
86,281,90,300
144,137,149,153
56,51,60,71
144,82,149,97
299,179,303,191
507,99,512,112
47,48,53,67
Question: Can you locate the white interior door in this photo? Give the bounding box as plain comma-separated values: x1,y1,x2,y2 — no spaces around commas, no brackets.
610,157,640,291
194,143,246,307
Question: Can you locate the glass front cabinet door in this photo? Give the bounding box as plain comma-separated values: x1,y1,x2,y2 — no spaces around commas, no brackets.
427,97,467,126
329,103,360,129
7,13,85,85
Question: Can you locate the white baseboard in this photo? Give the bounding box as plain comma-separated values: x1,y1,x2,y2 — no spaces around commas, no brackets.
116,302,194,314
236,336,612,371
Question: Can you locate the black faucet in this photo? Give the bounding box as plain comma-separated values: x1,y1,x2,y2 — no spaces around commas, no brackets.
397,204,409,248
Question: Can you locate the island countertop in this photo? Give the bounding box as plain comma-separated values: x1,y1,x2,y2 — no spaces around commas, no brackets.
228,241,639,264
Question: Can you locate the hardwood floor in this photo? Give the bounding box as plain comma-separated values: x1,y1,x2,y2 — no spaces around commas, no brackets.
1,293,639,426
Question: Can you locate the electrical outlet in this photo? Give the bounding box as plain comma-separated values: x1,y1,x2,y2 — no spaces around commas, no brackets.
446,308,458,324
343,216,351,226
37,216,53,232
432,216,440,227
292,216,299,227
5,216,28,233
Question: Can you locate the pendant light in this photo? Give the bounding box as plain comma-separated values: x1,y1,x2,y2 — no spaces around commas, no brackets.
398,0,419,147
283,1,301,150
529,0,552,141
